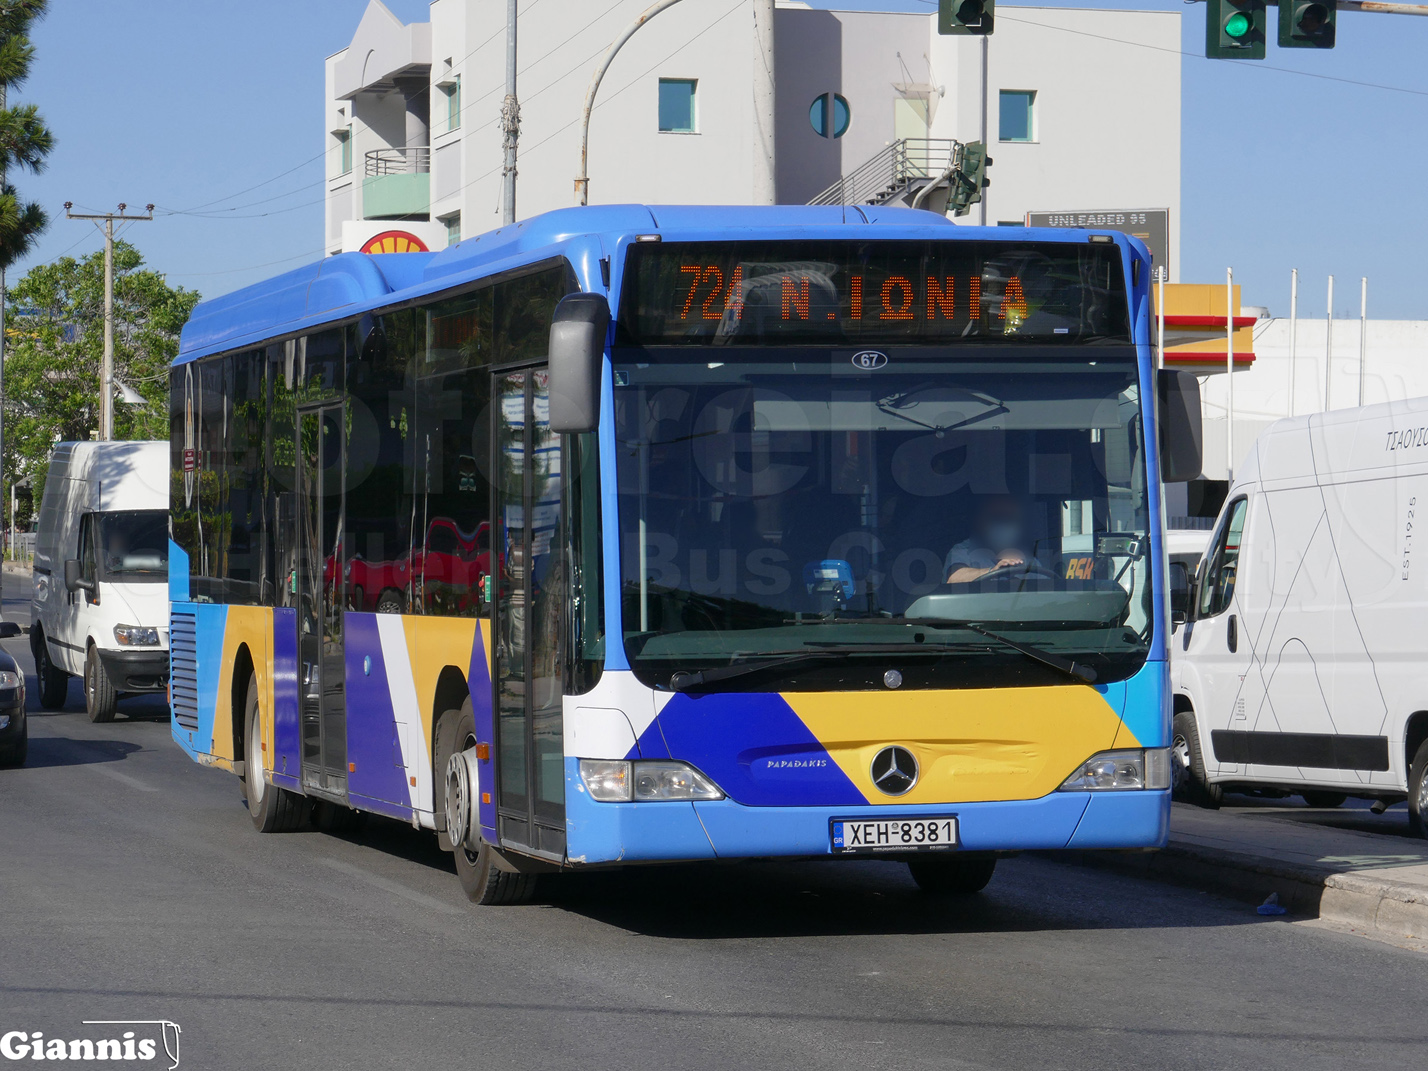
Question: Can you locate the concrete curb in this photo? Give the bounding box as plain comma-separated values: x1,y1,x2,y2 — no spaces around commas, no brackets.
1066,840,1428,943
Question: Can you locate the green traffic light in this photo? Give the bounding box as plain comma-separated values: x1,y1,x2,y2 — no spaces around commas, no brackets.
1224,10,1252,37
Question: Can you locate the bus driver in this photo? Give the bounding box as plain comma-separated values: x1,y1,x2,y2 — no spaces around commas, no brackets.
945,495,1042,583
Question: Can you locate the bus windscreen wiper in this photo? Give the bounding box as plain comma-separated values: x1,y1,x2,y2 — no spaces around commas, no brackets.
955,622,1098,683
667,642,992,692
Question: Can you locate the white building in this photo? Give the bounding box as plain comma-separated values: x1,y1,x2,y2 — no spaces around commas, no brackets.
324,0,1181,268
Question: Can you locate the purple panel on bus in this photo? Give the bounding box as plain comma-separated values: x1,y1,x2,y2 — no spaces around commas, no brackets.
344,613,411,809
468,623,497,839
271,607,302,791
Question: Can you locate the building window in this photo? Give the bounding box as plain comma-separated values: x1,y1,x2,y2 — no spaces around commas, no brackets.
658,78,697,133
999,90,1036,143
809,93,851,139
336,125,352,175
442,75,461,133
442,213,461,247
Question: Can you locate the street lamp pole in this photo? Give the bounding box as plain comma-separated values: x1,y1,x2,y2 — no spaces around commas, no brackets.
575,0,687,206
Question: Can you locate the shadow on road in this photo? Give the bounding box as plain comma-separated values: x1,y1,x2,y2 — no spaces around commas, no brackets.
19,735,143,769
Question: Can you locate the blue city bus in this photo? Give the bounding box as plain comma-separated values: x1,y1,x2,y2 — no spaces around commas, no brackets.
169,205,1201,904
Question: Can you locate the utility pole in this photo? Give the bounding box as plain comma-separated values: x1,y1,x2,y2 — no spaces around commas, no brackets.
64,202,153,441
501,0,519,225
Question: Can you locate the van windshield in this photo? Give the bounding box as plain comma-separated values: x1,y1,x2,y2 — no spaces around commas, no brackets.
99,510,168,581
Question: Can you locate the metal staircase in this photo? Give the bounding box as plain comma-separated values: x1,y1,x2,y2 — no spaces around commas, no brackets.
808,138,961,213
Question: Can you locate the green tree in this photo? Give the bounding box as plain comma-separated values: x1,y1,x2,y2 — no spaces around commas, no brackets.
0,0,53,268
5,240,199,502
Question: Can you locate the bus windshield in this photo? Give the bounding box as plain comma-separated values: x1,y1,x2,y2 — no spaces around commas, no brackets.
613,348,1151,691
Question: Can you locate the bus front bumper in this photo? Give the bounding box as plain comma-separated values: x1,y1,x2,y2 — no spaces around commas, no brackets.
564,783,1170,866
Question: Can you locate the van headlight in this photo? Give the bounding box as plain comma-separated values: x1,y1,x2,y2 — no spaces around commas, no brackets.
114,624,160,646
1059,748,1171,791
579,759,725,802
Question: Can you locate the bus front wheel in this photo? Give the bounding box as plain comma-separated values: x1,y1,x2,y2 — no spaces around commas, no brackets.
908,854,997,895
437,702,537,906
243,671,305,833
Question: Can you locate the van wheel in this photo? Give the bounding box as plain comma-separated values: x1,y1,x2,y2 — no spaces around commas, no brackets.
908,855,997,894
84,646,118,723
436,702,537,905
34,634,68,710
1172,711,1222,809
243,671,305,833
1302,791,1348,808
1408,741,1428,838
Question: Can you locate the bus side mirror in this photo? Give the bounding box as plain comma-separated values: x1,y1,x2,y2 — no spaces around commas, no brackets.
1169,561,1190,626
548,293,610,434
1158,369,1203,483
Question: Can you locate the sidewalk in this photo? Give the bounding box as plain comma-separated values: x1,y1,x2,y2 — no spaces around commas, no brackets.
1077,802,1428,943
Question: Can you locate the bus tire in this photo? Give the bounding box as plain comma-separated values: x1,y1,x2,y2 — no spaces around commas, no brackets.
84,645,118,723
1302,791,1348,808
1172,710,1221,809
243,671,305,833
908,854,997,895
436,702,537,906
33,632,69,710
1409,740,1428,839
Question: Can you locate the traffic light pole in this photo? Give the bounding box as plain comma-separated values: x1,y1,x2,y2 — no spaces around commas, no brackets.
1325,274,1334,412
1227,267,1235,483
1288,268,1299,418
64,203,154,441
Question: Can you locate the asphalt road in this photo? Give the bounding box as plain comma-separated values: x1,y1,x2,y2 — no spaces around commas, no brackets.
3,572,1427,1071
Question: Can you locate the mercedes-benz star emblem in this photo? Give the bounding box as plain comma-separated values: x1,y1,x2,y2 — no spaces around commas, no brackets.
870,745,918,796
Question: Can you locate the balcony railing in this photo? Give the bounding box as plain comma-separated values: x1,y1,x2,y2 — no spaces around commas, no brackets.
365,146,431,177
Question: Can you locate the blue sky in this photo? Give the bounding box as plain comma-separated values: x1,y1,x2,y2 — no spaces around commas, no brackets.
12,1,1428,318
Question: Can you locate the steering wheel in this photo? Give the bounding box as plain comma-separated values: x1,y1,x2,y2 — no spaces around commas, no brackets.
977,561,1059,582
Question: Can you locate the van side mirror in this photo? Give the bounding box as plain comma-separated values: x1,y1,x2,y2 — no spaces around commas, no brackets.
547,293,610,434
1158,369,1203,483
1169,561,1190,625
64,559,93,594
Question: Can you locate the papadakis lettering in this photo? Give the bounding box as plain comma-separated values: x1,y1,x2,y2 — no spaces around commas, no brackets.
1385,426,1428,451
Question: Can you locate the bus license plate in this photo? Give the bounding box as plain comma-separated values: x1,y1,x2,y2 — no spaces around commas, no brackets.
831,816,958,854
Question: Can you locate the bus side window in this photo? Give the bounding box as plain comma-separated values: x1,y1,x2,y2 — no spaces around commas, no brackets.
1198,497,1247,619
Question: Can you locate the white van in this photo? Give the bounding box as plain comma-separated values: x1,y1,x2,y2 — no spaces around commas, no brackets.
1172,395,1428,833
31,441,169,722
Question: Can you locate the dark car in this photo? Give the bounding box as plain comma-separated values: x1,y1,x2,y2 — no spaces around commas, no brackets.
0,621,27,766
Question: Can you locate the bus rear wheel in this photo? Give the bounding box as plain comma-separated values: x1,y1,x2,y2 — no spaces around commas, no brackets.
908,854,997,895
243,671,305,833
437,702,537,906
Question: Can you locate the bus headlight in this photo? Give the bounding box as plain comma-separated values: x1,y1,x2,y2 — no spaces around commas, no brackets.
1059,748,1171,792
114,624,160,647
579,759,725,802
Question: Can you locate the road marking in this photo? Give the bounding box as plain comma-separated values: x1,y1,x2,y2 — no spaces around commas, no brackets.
318,856,462,915
90,764,158,792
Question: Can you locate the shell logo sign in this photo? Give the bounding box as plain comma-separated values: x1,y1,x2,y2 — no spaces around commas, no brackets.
359,230,430,254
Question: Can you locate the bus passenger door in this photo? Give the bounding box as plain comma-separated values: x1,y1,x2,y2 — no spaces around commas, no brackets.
491,366,566,860
297,405,347,798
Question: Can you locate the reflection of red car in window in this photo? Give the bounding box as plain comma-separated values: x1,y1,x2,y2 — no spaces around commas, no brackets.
347,518,491,615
